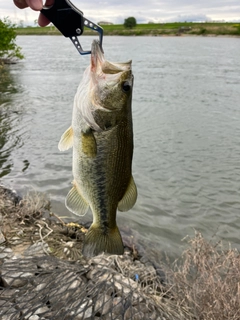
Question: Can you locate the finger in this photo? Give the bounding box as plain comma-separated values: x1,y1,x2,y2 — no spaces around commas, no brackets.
38,13,51,27
13,0,28,9
38,0,54,26
44,0,55,7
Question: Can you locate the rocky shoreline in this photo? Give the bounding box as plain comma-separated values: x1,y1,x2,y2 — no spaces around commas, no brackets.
0,185,187,320
1,185,239,320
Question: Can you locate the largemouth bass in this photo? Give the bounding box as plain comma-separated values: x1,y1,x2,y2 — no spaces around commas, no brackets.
58,40,137,257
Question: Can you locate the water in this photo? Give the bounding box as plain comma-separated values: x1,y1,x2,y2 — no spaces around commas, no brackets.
1,35,240,259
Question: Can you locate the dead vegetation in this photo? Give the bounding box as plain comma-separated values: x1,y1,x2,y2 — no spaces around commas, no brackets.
164,232,240,320
1,186,240,319
0,186,86,260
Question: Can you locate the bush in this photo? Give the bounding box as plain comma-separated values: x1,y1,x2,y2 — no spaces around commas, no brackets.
124,17,137,29
0,18,24,63
164,232,240,320
199,27,207,35
233,24,240,35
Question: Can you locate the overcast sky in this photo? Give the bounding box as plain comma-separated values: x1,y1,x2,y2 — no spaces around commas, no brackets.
1,0,240,25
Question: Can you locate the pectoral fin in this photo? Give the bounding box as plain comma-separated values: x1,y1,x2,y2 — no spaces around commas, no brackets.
58,126,73,151
65,182,89,216
82,129,97,158
118,176,137,212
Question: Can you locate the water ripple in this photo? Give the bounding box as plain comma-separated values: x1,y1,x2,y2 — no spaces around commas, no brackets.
1,36,240,257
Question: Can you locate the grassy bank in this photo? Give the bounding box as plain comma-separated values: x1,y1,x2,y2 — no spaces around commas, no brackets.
15,22,240,36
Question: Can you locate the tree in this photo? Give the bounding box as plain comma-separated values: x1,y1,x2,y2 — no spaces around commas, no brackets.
124,17,137,29
0,18,24,64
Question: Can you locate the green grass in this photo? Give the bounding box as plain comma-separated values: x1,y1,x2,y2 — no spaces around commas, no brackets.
15,22,240,36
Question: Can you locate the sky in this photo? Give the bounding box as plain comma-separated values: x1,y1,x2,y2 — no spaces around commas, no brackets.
1,0,240,25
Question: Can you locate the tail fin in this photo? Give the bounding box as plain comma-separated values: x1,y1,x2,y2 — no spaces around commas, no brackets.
82,224,124,257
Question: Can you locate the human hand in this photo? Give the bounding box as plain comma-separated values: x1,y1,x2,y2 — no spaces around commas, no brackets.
13,0,54,27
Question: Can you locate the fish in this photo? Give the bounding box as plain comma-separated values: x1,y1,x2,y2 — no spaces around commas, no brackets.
58,40,137,257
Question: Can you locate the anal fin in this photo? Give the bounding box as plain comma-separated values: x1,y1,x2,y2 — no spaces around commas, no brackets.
58,126,73,151
118,176,137,212
65,182,89,216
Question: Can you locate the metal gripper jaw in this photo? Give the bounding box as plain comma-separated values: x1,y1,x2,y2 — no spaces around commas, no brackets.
41,0,103,55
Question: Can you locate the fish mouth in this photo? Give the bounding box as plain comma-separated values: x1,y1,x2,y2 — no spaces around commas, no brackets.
91,40,132,75
91,40,105,73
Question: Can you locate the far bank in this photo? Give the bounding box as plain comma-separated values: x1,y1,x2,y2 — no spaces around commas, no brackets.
15,22,240,37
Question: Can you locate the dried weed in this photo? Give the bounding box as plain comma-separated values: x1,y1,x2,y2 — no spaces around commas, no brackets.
164,232,240,320
1,187,239,319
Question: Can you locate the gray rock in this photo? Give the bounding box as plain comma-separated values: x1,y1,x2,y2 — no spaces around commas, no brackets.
86,280,95,295
3,247,13,253
68,278,82,290
99,280,115,296
0,299,20,319
94,294,112,316
0,252,9,260
35,256,59,269
116,252,133,265
114,274,138,297
24,241,50,256
97,271,113,282
34,306,49,315
124,306,145,320
10,236,22,245
93,271,115,295
112,297,125,315
131,292,144,306
19,307,34,319
0,288,20,299
34,282,47,292
0,229,5,244
86,268,102,280
1,270,33,288
0,299,13,309
137,303,150,314
0,308,20,320
29,316,40,320
14,294,43,319
89,255,110,267
49,272,87,310
71,299,93,319
114,280,130,296
0,247,14,260
149,310,159,320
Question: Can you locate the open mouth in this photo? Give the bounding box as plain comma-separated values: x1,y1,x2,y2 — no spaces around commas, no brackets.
91,40,105,72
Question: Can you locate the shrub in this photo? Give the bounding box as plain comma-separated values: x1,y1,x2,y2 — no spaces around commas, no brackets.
164,232,240,320
0,17,24,63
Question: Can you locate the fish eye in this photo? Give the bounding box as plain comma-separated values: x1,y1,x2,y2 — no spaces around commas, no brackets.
122,81,131,93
